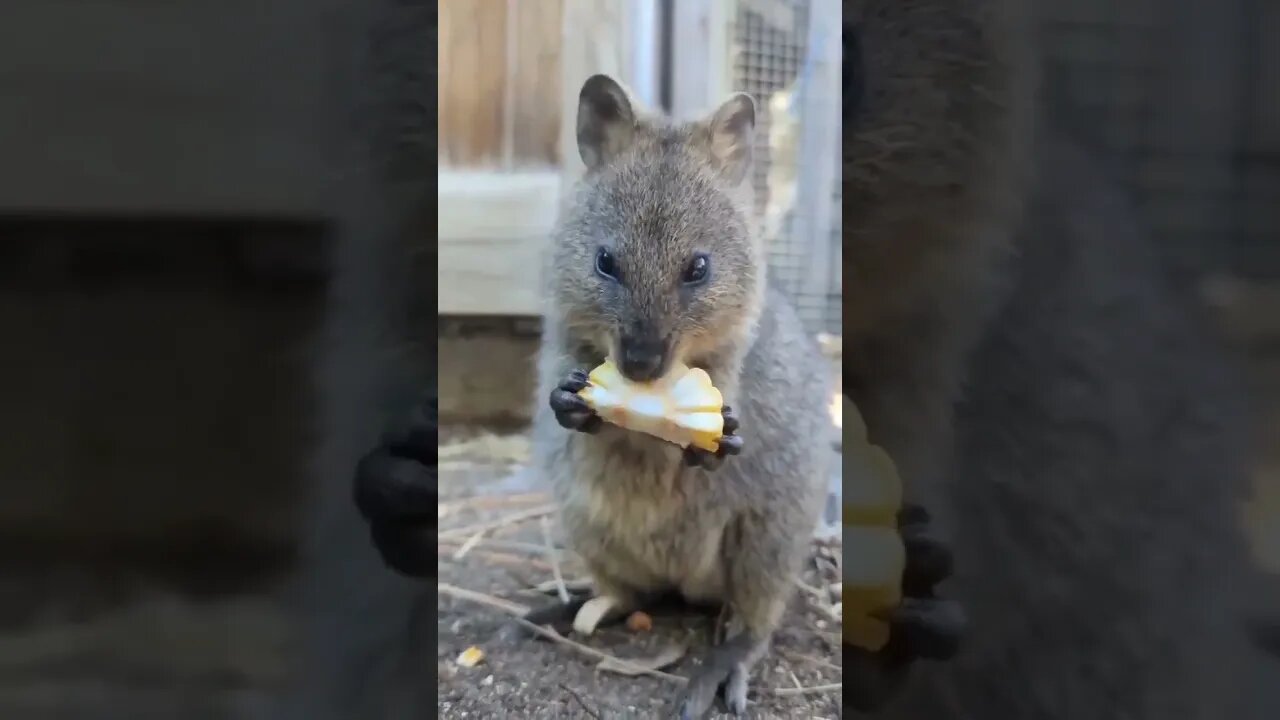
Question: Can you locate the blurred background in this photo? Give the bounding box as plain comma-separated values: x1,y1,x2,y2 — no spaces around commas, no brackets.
0,2,331,718
0,0,1275,718
1032,0,1280,573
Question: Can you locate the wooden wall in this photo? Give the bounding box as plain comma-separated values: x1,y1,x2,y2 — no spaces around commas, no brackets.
438,0,564,169
437,0,645,316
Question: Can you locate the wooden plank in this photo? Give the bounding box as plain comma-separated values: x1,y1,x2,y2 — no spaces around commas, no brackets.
627,0,663,109
441,5,654,313
510,0,565,166
670,0,735,122
437,171,560,316
438,171,561,242
438,0,509,167
439,332,539,424
791,0,842,324
558,0,634,194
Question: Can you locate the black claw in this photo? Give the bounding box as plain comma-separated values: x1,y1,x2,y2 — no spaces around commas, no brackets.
367,520,434,578
721,405,740,434
901,528,954,596
580,413,603,434
354,448,438,522
681,405,744,472
560,368,590,392
352,395,438,580
717,434,744,456
549,388,589,414
883,597,966,662
551,369,603,433
897,502,932,527
379,401,436,465
683,445,725,471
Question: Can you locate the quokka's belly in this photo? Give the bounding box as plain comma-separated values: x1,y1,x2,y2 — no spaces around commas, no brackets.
573,498,732,602
564,432,734,601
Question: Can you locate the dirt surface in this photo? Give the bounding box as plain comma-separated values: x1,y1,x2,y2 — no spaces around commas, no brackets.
435,432,844,720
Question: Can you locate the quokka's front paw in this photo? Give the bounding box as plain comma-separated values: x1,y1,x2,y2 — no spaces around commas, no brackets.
844,503,966,712
890,503,964,661
352,395,437,579
549,369,603,434
682,404,744,471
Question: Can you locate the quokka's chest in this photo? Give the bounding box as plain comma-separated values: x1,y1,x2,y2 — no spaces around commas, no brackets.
567,432,687,532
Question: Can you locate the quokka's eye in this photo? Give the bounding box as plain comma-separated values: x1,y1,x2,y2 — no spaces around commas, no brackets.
595,247,620,281
682,253,710,285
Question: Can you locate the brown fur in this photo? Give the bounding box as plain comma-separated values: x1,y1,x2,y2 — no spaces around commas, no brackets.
532,76,832,713
848,1,1277,717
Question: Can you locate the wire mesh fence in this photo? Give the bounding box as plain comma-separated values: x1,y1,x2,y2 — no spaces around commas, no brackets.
730,0,842,335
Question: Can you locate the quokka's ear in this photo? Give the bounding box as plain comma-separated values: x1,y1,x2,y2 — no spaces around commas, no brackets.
703,92,756,185
577,74,638,171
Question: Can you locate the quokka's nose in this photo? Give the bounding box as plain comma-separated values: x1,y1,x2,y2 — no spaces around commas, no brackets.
619,338,667,382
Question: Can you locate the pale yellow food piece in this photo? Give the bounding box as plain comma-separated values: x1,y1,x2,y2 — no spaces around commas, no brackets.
842,526,905,651
577,360,724,452
843,443,903,526
842,395,907,652
455,646,486,668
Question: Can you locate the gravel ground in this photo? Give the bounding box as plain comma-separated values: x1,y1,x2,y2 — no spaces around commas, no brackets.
435,432,845,720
